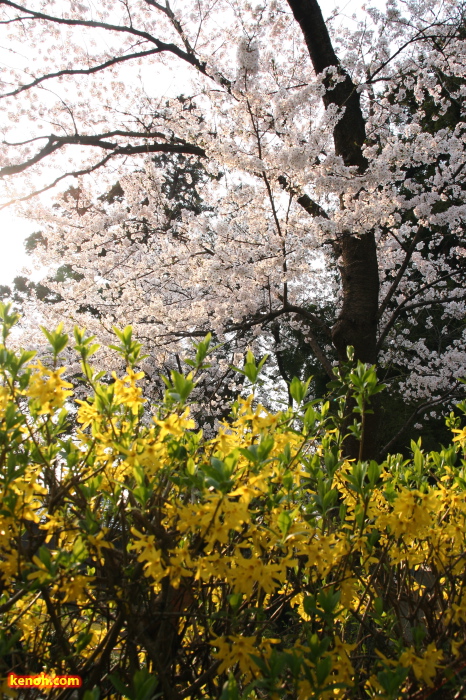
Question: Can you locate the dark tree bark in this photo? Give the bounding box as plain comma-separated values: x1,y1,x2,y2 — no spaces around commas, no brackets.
333,233,379,366
286,0,380,457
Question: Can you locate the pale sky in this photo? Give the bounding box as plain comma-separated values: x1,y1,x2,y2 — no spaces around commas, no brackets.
0,0,373,288
0,210,35,287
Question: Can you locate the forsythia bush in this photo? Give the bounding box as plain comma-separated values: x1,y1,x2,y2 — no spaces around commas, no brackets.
1,304,466,700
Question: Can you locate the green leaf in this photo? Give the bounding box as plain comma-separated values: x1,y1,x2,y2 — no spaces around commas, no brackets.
0,302,20,341
108,674,131,697
41,322,69,359
289,376,311,405
278,510,292,537
315,655,331,686
74,631,93,653
228,592,243,611
83,691,100,700
232,350,268,385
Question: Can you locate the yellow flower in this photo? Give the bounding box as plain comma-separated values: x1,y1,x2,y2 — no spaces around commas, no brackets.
139,439,165,473
153,409,195,439
228,550,285,597
27,361,73,414
87,530,113,558
338,577,359,609
61,574,94,603
76,399,101,428
377,489,436,540
215,430,236,455
0,385,11,419
210,635,261,680
399,643,443,686
167,545,194,588
128,529,167,583
27,555,54,585
452,427,466,445
290,592,312,621
112,368,146,414
124,367,145,383
221,498,250,531
331,636,357,689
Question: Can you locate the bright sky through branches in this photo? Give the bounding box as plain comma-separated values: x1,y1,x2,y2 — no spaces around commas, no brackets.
0,0,373,286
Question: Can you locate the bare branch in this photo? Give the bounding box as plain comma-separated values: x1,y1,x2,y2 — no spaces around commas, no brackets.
0,138,201,209
0,131,205,201
377,270,466,351
378,384,461,458
377,228,422,320
1,47,165,98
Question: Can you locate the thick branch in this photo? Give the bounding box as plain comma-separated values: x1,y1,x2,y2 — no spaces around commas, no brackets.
230,306,334,377
0,0,208,74
301,329,334,378
277,175,329,219
287,0,379,377
226,305,330,337
0,153,116,209
286,0,368,173
283,303,331,337
167,304,333,376
0,132,205,179
42,589,78,673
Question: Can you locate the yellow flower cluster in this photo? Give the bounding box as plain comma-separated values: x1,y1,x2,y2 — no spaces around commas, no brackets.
1,318,466,700
27,361,73,415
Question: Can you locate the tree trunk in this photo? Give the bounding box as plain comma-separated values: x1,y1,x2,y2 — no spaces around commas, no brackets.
286,0,380,458
332,232,379,366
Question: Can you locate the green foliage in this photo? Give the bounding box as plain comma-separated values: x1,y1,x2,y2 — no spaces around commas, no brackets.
231,348,269,385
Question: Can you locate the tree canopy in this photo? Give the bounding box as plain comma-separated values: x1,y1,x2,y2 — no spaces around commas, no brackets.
1,0,466,457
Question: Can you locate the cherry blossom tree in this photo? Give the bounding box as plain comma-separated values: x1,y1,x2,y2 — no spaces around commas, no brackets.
1,0,466,457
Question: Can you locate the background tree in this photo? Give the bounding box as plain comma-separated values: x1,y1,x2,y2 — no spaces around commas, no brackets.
1,0,466,457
